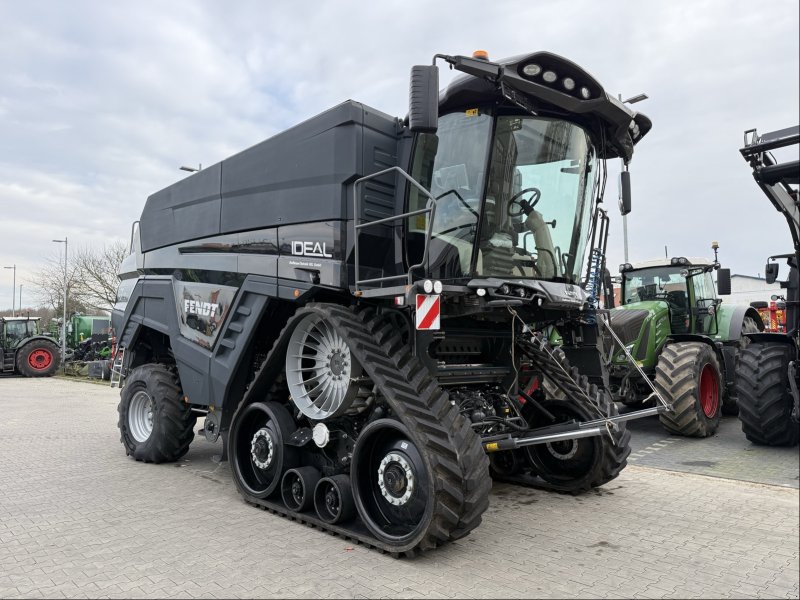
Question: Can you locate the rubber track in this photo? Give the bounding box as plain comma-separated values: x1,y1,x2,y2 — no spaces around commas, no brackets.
737,342,799,446
655,343,720,438
509,339,631,492
234,303,491,556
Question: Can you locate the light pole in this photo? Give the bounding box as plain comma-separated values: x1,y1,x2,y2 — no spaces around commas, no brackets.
619,93,649,262
53,238,68,364
19,284,22,312
3,264,15,316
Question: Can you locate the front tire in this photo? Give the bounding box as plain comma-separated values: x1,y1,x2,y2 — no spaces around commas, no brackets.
17,340,60,377
117,364,197,463
656,342,722,437
737,342,799,446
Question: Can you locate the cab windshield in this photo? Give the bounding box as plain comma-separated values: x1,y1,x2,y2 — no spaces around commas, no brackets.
407,110,597,283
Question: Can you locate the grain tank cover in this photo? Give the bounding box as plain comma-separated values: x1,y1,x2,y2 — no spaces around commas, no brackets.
139,101,399,253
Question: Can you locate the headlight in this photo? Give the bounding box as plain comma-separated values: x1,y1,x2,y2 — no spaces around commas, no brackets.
433,280,443,294
423,279,433,293
580,86,591,99
543,70,557,83
563,77,575,91
522,63,542,77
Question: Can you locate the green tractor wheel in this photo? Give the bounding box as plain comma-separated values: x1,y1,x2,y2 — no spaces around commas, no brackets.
655,342,722,437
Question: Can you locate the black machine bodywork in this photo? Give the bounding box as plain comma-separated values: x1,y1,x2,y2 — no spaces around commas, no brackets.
737,126,800,446
112,51,656,554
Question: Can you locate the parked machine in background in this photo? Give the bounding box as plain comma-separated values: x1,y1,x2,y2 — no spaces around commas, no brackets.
111,49,663,554
606,247,762,437
0,316,61,377
737,125,800,446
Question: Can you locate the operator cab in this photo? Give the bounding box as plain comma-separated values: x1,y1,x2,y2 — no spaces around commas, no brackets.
406,111,595,284
619,258,719,334
401,50,649,292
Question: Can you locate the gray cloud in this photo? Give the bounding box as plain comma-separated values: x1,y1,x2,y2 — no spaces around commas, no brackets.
1,0,798,308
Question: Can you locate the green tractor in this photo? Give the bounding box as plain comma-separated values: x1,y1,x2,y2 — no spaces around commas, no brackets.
0,316,61,377
606,247,762,437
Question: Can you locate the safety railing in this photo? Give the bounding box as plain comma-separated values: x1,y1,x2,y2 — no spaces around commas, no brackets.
352,167,440,293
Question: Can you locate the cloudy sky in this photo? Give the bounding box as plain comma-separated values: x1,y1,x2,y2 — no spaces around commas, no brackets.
1,0,798,311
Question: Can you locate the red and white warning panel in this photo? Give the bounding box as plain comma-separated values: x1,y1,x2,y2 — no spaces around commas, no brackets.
415,294,441,330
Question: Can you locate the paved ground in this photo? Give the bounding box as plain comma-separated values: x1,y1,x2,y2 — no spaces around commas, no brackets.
624,409,800,489
0,377,798,599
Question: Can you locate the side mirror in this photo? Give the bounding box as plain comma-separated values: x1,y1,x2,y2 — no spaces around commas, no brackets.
618,170,632,216
717,268,731,295
765,262,779,284
409,65,439,133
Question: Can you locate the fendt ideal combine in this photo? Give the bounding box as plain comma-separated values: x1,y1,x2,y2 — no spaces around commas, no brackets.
112,50,659,555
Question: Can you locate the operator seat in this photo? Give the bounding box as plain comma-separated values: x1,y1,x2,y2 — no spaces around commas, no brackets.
665,290,688,333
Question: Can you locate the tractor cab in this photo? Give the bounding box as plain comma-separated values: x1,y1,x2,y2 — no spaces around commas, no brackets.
618,257,721,335
1,317,42,350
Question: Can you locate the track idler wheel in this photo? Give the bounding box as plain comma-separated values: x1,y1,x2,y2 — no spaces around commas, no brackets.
351,419,433,546
281,467,321,512
314,474,356,524
230,402,299,499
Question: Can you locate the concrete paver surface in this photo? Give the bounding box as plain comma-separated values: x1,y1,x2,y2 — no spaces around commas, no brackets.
0,377,798,599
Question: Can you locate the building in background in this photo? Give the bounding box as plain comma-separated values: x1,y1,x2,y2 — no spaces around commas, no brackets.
725,274,782,305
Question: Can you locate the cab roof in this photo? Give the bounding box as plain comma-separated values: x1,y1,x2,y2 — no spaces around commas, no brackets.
628,257,713,271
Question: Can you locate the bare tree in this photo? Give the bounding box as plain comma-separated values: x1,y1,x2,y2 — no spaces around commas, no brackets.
71,241,128,312
29,241,127,316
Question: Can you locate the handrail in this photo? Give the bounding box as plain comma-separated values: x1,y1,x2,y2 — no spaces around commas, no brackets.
128,220,140,254
352,167,440,293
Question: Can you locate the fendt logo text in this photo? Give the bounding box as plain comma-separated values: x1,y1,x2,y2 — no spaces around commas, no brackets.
291,241,333,258
184,300,220,318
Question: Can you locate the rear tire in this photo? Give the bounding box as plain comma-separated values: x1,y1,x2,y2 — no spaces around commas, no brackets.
656,342,722,437
117,364,197,463
737,342,799,446
16,340,60,377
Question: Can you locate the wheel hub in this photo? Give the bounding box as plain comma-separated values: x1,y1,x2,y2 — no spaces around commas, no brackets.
329,351,346,377
377,452,414,506
128,390,155,443
250,428,274,469
545,439,579,460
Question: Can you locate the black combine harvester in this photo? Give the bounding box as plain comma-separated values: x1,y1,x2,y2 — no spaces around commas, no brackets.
738,125,800,446
112,50,661,555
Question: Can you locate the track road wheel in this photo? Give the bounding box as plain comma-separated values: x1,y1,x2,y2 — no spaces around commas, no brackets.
352,419,434,548
17,340,60,377
656,342,721,437
737,342,799,446
723,316,761,416
314,475,356,524
524,374,630,492
230,401,299,499
117,364,196,463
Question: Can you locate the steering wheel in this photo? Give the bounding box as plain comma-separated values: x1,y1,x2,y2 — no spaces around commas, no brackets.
507,187,542,217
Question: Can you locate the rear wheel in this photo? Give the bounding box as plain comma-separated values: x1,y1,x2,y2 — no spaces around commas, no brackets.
656,342,722,437
117,364,197,462
17,340,60,377
737,342,799,446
